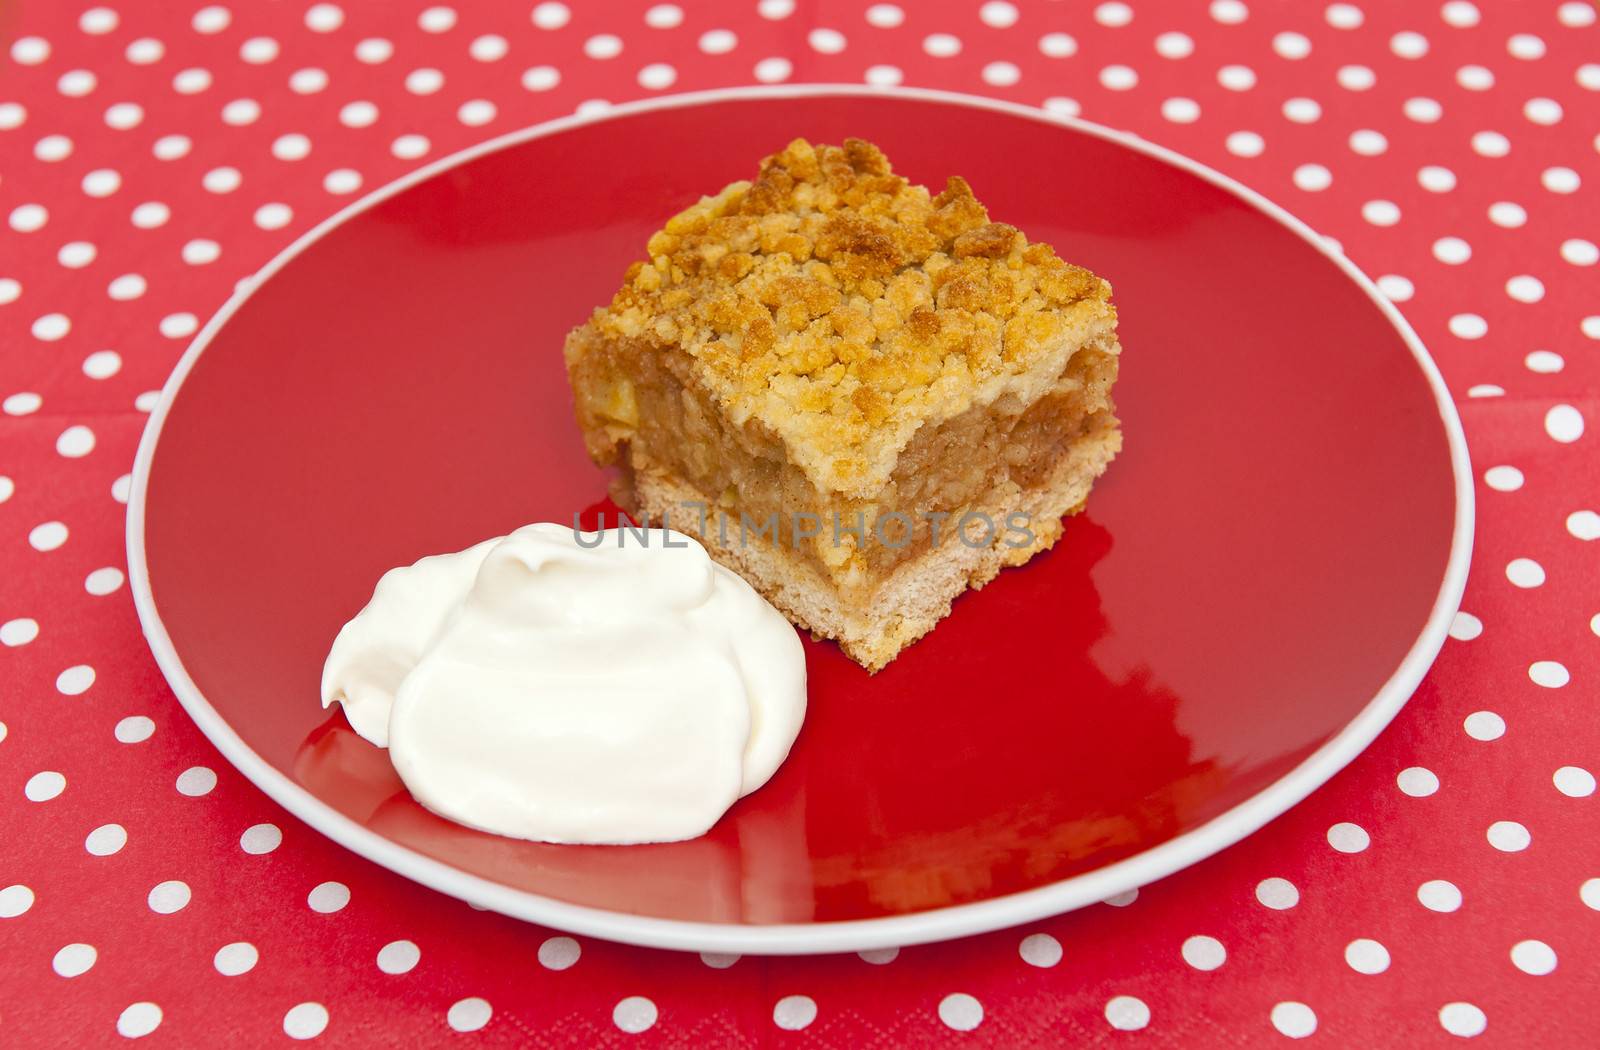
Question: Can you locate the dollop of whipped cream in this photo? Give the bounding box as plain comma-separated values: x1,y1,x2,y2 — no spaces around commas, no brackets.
320,523,806,845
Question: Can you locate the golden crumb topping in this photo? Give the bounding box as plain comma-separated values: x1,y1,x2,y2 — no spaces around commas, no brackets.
586,137,1115,496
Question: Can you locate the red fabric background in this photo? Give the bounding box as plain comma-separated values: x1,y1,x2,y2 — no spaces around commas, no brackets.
2,1,1597,1045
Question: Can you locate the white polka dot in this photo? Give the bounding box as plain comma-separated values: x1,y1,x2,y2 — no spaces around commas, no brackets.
1463,710,1505,742
1506,275,1544,303
585,34,623,59
114,715,153,743
1585,317,1600,340
1270,1001,1317,1039
30,522,69,551
458,99,496,126
1100,65,1138,90
59,69,97,97
645,5,683,29
923,33,961,58
1212,0,1249,22
1102,888,1139,907
1546,404,1584,443
25,771,66,801
1363,200,1401,226
126,37,165,65
1581,64,1600,88
1043,97,1082,117
1283,97,1321,122
638,63,677,90
135,391,159,412
1555,766,1595,797
377,940,419,974
1441,1,1480,26
254,203,293,230
240,823,282,854
1417,165,1456,192
1433,236,1472,264
1390,30,1429,58
1093,2,1132,27
1293,164,1332,192
35,134,73,162
1162,98,1200,123
809,27,846,53
530,935,580,970
773,995,817,1031
117,1003,162,1039
1273,31,1311,59
1485,465,1529,496
340,100,378,127
240,37,279,64
1567,509,1600,540
418,5,457,32
176,766,217,796
1327,822,1370,853
1440,1002,1486,1038
0,102,26,130
1523,350,1563,375
1040,33,1078,58
1405,96,1443,122
463,34,507,63
1218,64,1256,90
53,943,98,977
1181,935,1225,970
857,947,898,965
391,134,429,160
10,204,48,233
56,664,95,695
1508,939,1556,976
325,169,363,194
1487,820,1530,852
521,65,560,91
284,1003,329,1040
80,7,119,33
532,2,570,29
1504,33,1547,62
1521,98,1562,128
1488,201,1526,227
308,881,350,913
159,313,198,339
0,885,35,917
353,38,393,64
404,68,444,95
700,951,740,968
148,880,191,913
1155,31,1194,58
1561,239,1599,266
1,618,40,646
613,996,658,1033
113,475,132,503
153,134,192,161
290,68,329,93
865,4,904,28
86,823,128,855
980,2,1019,28
10,35,49,64
1338,64,1376,90
215,942,259,976
1397,766,1440,796
1504,557,1545,588
698,29,737,54
1018,932,1062,967
183,239,221,265
1472,130,1510,156
56,424,95,458
865,65,903,86
1227,131,1265,156
753,57,791,83
1529,660,1569,688
1458,64,1496,91
32,313,70,340
0,393,30,416
938,993,983,1031
1339,937,1391,976
1542,166,1580,193
1256,877,1298,909
1560,0,1596,25
1103,995,1149,1031
0,278,18,304
269,133,310,161
1449,313,1487,339
203,166,243,195
1326,3,1364,28
306,3,344,31
979,61,1019,87
193,7,231,33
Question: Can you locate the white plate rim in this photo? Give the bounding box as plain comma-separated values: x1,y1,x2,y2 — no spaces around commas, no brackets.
127,83,1475,955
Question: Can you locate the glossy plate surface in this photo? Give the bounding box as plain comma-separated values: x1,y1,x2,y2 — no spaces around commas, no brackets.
129,87,1471,953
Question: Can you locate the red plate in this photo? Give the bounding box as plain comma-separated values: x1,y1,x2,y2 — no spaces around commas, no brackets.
128,87,1471,954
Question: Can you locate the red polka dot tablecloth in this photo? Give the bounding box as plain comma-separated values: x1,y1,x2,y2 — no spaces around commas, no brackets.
3,0,1598,1045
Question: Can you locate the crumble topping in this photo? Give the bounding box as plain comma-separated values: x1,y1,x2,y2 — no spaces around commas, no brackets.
585,137,1115,496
